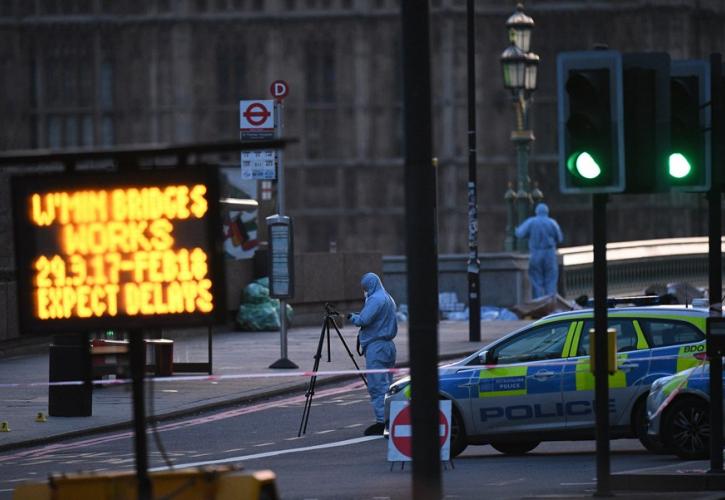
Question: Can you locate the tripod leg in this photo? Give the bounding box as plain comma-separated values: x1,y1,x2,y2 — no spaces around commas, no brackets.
298,374,317,437
298,318,328,437
331,322,368,387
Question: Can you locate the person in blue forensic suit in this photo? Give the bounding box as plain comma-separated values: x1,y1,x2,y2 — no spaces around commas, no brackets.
348,272,398,436
515,202,563,299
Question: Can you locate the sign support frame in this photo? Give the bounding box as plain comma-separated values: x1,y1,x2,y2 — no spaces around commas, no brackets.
129,330,152,500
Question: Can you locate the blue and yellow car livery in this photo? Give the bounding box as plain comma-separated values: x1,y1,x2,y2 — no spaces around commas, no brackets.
385,306,708,457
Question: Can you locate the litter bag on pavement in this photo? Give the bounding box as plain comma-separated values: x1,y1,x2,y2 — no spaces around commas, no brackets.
236,302,281,331
242,282,270,304
236,278,293,331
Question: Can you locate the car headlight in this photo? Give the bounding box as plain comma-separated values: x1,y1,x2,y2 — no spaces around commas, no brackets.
387,378,410,397
650,376,670,393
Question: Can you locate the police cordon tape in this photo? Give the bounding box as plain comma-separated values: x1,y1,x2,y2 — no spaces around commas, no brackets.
0,352,707,389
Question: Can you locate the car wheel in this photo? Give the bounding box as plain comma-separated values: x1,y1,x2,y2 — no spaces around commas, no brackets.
490,441,539,455
662,397,710,460
450,405,468,458
633,398,668,454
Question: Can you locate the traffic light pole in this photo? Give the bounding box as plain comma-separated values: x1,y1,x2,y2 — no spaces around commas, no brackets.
466,0,481,342
592,193,611,497
401,2,442,499
708,52,724,474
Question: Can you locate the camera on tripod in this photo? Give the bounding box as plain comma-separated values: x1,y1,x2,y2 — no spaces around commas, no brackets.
324,302,344,329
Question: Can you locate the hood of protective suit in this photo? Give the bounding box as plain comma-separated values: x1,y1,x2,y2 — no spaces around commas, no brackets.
535,203,549,216
361,272,382,295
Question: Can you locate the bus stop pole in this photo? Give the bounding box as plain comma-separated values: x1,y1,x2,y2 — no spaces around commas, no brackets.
269,102,298,369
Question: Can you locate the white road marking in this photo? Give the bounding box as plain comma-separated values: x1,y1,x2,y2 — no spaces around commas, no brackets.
253,442,275,447
615,461,705,475
344,424,363,428
314,430,335,434
149,436,381,472
487,478,525,487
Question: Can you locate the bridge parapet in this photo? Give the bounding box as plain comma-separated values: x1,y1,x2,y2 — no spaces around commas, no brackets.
560,237,724,298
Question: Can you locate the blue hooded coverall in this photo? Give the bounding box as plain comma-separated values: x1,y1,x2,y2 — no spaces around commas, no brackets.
349,272,397,424
515,203,563,299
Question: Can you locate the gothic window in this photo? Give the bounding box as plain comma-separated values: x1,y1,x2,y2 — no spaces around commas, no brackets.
214,35,247,136
304,37,338,159
305,39,336,104
215,39,246,105
30,33,114,148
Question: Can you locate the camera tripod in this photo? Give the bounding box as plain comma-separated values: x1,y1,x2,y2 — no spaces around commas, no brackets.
298,303,368,437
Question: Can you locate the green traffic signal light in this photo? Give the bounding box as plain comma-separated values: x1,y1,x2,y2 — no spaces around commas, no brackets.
668,153,692,179
557,51,624,193
567,151,602,180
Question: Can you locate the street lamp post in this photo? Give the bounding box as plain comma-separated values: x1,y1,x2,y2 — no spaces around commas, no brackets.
500,4,539,252
466,0,480,342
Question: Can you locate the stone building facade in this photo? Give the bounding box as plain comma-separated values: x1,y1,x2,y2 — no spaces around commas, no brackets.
0,0,723,339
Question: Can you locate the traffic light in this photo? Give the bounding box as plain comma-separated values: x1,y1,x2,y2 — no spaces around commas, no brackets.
621,53,671,193
557,51,625,193
667,60,711,191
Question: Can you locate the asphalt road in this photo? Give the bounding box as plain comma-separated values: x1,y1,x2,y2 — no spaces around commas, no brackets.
0,379,722,500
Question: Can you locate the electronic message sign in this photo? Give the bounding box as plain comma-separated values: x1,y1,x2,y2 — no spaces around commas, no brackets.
12,168,225,334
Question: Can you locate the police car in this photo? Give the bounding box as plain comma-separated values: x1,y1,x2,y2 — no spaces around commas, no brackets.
385,306,708,457
647,360,720,459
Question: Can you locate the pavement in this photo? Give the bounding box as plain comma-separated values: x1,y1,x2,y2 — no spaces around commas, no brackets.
0,319,530,452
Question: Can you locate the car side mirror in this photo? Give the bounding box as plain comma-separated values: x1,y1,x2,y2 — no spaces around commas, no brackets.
478,350,494,365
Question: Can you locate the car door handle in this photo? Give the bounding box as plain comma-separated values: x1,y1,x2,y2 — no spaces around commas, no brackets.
618,362,639,372
532,369,556,381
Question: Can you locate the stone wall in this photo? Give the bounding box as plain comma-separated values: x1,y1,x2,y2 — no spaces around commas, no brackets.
383,253,533,310
289,251,382,325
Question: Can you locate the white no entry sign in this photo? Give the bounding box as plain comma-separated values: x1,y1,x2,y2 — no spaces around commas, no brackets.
387,400,451,462
240,100,275,140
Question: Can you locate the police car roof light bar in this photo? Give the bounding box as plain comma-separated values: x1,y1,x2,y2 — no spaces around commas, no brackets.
583,295,664,308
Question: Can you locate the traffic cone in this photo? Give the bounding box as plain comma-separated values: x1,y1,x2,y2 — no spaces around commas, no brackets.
0,421,9,432
35,412,47,423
